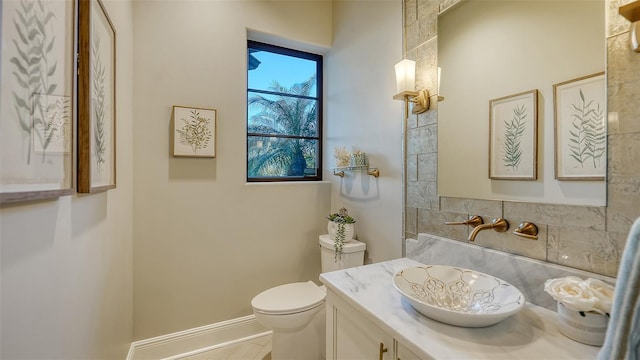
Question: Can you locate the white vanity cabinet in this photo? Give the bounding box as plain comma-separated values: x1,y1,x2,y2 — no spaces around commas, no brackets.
395,342,422,360
325,288,427,360
320,258,601,360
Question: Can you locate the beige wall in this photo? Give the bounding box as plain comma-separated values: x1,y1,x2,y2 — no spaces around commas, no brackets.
326,0,403,264
0,1,134,358
132,0,333,339
404,0,640,277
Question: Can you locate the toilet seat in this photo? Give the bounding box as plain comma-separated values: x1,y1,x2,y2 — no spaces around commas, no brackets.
251,281,325,315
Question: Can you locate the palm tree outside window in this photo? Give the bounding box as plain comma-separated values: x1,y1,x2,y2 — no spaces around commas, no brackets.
247,41,323,182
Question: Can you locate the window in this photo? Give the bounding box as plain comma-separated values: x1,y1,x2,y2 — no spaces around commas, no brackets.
247,41,323,182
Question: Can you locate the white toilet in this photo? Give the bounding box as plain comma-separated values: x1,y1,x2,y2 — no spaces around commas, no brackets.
251,235,366,360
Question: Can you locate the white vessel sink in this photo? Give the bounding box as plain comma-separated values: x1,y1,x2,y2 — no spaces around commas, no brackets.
393,265,525,327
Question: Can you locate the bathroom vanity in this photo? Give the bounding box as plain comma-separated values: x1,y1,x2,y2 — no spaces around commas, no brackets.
319,258,601,359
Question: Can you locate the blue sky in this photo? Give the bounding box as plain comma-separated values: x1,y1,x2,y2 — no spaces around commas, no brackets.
248,51,317,96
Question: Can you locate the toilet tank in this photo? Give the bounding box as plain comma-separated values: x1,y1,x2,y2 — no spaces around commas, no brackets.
319,235,366,273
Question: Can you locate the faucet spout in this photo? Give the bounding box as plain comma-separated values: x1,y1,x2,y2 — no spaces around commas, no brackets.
468,223,492,241
468,218,509,241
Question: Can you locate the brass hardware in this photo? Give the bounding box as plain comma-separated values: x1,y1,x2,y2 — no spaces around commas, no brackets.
410,90,430,114
619,1,640,52
393,90,430,114
512,222,538,240
379,343,388,360
619,1,640,22
468,218,509,241
332,167,380,178
445,215,483,227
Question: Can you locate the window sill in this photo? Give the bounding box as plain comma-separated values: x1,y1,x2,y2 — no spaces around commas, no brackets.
244,180,331,187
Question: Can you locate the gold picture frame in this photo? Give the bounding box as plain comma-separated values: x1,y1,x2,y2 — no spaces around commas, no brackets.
78,0,117,193
171,105,217,158
553,72,606,181
0,0,76,204
489,89,538,180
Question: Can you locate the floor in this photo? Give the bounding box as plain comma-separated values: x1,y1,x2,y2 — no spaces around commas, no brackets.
181,334,272,360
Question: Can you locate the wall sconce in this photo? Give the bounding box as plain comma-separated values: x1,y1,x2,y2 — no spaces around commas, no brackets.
631,21,640,52
392,59,429,114
619,1,640,52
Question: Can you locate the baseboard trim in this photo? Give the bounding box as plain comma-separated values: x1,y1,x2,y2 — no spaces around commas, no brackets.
167,331,272,360
127,315,270,360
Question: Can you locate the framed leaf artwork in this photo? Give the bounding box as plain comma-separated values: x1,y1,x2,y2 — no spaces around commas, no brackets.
78,0,116,193
489,90,538,180
0,0,76,203
171,106,217,158
553,72,606,181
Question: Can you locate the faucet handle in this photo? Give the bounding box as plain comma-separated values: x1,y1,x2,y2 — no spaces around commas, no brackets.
488,218,509,232
445,215,483,227
513,222,538,240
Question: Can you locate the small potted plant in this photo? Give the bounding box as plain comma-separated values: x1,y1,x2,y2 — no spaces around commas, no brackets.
327,207,356,260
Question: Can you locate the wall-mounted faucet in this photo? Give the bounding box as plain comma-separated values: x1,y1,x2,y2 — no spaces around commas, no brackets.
468,218,509,241
444,215,483,227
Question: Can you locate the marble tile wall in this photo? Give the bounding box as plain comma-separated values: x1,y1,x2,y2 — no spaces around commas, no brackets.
403,0,640,277
407,234,616,310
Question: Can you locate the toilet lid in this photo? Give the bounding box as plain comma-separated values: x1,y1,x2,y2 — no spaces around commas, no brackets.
251,281,325,315
319,235,366,253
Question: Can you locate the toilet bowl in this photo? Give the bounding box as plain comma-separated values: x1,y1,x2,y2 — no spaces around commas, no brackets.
252,281,326,360
251,236,366,360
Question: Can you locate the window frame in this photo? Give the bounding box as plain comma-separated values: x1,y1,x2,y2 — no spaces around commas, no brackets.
246,40,323,182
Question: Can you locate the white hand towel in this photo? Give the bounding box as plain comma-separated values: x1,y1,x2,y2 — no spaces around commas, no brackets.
598,217,640,360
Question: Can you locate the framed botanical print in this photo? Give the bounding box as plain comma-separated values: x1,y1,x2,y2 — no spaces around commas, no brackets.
489,90,538,180
78,0,116,193
171,106,217,158
553,72,606,181
0,0,76,203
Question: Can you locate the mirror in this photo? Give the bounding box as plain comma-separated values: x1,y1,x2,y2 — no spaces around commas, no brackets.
437,0,606,206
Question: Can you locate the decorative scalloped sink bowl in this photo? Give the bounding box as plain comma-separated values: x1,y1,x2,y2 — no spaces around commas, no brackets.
393,265,525,327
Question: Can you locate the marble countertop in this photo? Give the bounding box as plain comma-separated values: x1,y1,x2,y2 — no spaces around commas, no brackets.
319,258,601,359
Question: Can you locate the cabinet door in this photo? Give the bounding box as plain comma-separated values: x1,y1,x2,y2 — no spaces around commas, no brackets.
326,289,393,360
334,308,393,360
396,341,423,360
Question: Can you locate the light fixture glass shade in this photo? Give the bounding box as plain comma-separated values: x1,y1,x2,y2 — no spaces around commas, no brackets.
395,59,416,93
631,21,640,52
